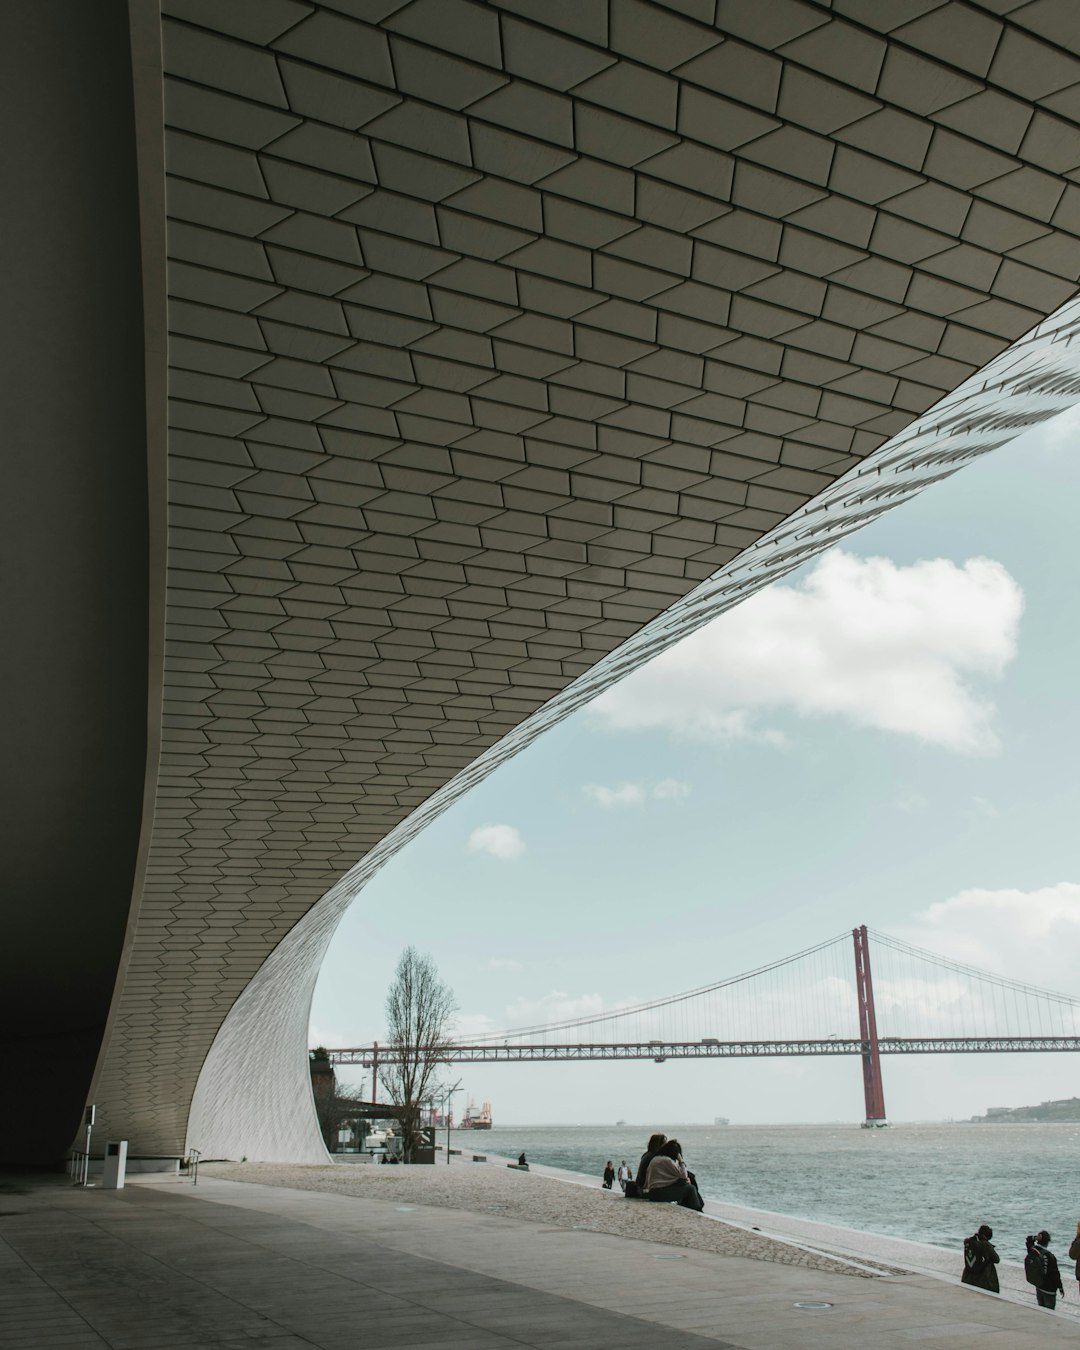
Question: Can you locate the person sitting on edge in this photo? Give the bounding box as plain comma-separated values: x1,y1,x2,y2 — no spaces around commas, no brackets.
1025,1231,1064,1309
518,1152,527,1167
644,1138,705,1211
961,1224,1000,1293
634,1132,666,1192
1069,1221,1080,1297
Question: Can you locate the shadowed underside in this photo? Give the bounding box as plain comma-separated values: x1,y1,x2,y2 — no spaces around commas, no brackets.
5,0,1080,1164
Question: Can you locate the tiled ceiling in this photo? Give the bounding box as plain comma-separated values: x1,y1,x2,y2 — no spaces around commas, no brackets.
91,0,1080,1154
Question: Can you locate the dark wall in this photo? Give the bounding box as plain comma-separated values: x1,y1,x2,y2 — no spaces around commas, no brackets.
0,0,150,1164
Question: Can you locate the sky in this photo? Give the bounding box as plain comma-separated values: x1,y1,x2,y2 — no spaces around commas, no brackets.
311,403,1080,1126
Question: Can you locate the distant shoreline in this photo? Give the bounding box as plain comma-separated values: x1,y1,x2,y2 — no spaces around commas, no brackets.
967,1095,1080,1124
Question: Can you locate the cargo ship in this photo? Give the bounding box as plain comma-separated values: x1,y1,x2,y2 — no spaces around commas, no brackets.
460,1099,493,1129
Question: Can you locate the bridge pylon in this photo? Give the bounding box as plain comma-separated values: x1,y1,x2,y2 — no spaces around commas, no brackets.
853,925,887,1127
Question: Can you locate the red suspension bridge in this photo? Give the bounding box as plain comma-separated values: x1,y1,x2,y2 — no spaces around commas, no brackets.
322,926,1080,1126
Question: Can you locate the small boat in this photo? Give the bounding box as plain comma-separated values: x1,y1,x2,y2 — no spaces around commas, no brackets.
713,1117,730,1126
616,1119,627,1126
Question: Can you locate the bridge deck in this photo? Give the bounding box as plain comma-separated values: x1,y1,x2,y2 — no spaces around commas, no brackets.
329,1035,1080,1064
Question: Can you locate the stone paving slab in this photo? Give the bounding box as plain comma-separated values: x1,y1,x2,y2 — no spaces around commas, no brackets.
3,1171,1077,1350
0,1174,728,1350
175,1173,1080,1349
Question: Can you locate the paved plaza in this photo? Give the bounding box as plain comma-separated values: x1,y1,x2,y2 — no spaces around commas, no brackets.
3,1170,1077,1350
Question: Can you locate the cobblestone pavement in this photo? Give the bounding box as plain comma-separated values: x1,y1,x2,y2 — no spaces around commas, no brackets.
202,1160,886,1276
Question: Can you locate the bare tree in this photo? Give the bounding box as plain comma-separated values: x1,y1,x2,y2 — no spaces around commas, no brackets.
382,947,457,1162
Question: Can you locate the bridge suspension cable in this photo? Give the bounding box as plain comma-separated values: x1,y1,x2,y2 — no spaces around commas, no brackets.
866,928,1080,1041
868,928,1080,1007
469,930,851,1042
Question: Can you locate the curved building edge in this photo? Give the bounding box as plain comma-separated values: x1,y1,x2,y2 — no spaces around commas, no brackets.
187,303,1080,1161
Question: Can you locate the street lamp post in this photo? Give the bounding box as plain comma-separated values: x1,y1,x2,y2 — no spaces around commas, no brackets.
444,1080,461,1165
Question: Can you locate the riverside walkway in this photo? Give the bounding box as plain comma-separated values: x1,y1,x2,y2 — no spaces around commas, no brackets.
2,1168,1075,1350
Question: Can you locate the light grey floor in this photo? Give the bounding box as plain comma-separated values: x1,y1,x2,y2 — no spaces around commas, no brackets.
509,1151,1080,1322
2,1170,1074,1350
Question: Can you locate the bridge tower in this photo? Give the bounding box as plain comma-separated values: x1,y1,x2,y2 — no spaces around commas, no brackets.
853,926,887,1126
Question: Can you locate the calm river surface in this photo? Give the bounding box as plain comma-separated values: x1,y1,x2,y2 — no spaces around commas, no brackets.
449,1122,1080,1258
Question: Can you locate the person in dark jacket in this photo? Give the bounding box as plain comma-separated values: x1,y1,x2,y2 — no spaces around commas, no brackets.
1069,1221,1080,1295
634,1132,666,1190
1026,1231,1064,1309
960,1224,1000,1293
643,1138,704,1211
602,1160,615,1189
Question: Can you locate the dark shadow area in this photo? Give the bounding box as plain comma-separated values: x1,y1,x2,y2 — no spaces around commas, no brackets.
0,0,149,1164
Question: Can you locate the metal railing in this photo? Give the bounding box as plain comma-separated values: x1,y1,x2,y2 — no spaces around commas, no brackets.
68,1150,92,1185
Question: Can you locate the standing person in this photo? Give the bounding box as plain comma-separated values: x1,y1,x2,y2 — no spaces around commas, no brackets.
644,1138,705,1211
1025,1231,1064,1309
1069,1222,1080,1296
617,1160,631,1192
634,1132,666,1192
602,1160,615,1190
961,1224,1000,1293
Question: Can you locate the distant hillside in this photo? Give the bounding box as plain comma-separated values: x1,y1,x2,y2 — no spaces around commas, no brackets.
970,1096,1080,1123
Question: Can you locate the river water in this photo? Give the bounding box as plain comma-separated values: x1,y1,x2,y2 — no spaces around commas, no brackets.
448,1121,1080,1262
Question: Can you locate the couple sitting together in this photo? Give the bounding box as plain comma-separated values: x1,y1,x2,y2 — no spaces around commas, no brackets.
630,1132,705,1211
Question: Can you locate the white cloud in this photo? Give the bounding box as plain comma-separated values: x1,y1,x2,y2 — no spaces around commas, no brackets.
896,790,928,814
453,1011,499,1038
468,823,525,861
582,779,691,809
583,782,646,809
590,550,1023,754
485,957,523,973
897,883,1080,992
968,795,999,820
503,990,612,1027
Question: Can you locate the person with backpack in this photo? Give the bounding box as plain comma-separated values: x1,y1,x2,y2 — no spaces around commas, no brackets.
1025,1231,1064,1309
960,1224,1000,1293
